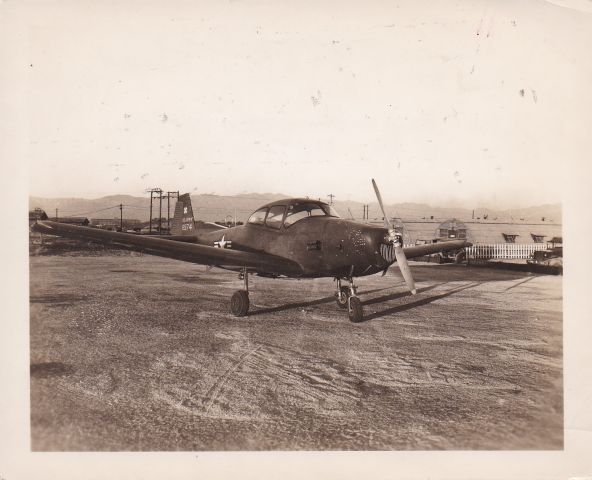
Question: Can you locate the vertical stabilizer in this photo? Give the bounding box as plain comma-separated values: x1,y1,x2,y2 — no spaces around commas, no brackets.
170,194,196,235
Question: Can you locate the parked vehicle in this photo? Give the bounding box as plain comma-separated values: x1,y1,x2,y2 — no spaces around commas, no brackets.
527,247,563,266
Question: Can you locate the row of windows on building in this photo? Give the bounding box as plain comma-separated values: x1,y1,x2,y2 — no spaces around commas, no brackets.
438,228,550,244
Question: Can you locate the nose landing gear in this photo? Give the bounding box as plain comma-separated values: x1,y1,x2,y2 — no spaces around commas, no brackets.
335,277,363,323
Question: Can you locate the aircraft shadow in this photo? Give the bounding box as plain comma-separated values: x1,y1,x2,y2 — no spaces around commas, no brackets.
249,287,391,316
360,281,483,322
361,284,442,307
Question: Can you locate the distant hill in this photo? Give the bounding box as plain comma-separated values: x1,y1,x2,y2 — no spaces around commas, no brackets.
29,193,562,225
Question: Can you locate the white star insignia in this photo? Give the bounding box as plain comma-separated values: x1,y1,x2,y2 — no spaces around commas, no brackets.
214,235,232,249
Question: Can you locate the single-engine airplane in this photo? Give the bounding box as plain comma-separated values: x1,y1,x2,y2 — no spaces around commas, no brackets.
32,180,471,322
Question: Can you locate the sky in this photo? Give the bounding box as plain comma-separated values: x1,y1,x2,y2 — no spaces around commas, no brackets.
12,0,592,208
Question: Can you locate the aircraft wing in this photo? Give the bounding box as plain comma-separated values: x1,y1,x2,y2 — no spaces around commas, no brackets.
402,240,471,259
32,220,303,275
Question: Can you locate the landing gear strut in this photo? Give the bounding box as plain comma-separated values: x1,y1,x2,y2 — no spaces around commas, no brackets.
231,268,250,317
335,276,363,323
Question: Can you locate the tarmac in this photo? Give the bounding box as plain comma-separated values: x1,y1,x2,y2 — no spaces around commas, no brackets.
29,249,563,451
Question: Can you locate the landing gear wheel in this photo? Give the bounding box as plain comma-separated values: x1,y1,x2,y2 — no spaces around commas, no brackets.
230,290,249,317
348,296,363,323
335,286,350,309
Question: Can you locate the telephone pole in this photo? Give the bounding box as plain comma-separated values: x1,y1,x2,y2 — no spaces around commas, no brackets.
55,208,58,222
119,204,123,231
146,188,163,234
158,192,162,233
163,191,180,231
328,194,335,205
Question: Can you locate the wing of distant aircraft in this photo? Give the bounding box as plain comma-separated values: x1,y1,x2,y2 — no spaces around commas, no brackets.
32,220,303,276
402,240,469,259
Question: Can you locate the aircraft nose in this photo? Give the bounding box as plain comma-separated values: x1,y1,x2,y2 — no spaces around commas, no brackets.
359,226,394,267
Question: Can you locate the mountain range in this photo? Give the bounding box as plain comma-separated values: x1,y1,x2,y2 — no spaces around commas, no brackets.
29,193,562,225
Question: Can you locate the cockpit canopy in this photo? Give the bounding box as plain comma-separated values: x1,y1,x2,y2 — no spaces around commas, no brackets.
247,200,340,229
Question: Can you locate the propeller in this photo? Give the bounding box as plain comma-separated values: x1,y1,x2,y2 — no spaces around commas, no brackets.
371,178,417,295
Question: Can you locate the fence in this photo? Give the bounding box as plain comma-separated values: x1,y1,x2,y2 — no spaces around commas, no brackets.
465,243,549,260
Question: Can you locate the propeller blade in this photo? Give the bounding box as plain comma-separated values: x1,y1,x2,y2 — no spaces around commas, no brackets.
371,178,415,293
371,178,391,229
394,246,417,295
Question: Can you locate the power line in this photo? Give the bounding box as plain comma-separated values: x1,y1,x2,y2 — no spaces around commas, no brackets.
59,205,122,217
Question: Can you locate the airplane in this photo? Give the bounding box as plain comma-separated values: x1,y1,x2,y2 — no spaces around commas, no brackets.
31,180,471,322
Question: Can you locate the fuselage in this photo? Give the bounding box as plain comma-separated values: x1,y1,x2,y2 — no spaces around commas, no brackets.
195,198,395,278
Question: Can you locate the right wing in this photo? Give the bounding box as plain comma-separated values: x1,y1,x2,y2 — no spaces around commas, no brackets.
32,220,303,276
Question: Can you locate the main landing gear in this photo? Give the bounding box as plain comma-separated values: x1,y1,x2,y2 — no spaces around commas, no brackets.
335,277,363,323
230,270,363,323
230,268,250,317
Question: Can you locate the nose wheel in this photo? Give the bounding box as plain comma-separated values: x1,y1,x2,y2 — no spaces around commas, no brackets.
335,284,350,309
335,277,363,322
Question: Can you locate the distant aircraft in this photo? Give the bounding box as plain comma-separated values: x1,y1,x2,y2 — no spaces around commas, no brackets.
32,180,470,322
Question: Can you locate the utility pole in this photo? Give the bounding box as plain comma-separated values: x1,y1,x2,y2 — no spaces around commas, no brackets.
158,191,162,234
328,194,335,205
119,204,123,232
163,191,179,232
146,188,163,234
55,208,58,222
149,195,153,234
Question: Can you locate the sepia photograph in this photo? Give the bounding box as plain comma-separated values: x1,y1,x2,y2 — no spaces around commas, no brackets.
2,0,592,478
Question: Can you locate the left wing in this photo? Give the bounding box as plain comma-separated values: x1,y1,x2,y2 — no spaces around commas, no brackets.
402,240,471,259
32,220,303,276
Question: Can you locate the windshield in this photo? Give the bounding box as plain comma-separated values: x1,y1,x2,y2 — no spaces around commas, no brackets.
284,202,339,227
247,208,267,225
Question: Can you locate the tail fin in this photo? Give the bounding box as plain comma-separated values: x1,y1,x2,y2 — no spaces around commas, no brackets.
170,193,196,235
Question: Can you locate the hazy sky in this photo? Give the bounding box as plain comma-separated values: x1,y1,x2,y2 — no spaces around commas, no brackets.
16,0,592,208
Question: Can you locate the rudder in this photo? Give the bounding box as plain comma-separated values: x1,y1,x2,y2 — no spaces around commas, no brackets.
170,193,195,235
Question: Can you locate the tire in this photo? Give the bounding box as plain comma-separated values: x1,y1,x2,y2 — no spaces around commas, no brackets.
348,296,363,323
230,290,249,317
335,286,349,309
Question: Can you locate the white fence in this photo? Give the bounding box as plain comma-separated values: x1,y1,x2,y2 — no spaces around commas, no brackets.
465,243,549,260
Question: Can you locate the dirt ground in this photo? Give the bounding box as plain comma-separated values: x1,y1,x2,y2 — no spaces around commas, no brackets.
29,250,563,451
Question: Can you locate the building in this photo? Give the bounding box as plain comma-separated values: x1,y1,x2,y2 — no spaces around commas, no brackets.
370,218,562,246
